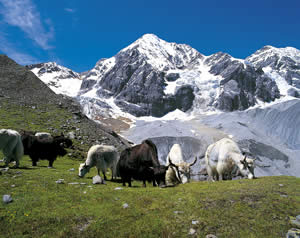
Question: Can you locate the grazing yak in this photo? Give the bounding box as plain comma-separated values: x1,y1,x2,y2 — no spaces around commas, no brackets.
165,143,197,186
205,138,255,181
117,140,168,187
78,145,119,180
21,131,72,167
0,129,24,168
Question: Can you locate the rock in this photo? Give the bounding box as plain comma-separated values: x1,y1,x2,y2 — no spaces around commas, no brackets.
122,203,129,209
286,228,300,238
56,179,64,184
192,220,199,225
69,168,75,172
279,184,284,187
174,211,184,214
290,216,300,229
114,187,123,190
92,175,104,184
68,182,79,185
0,167,9,172
3,194,12,204
11,185,15,188
206,235,217,238
67,131,76,139
189,228,196,235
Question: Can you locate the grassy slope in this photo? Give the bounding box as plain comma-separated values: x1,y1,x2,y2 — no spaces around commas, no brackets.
0,155,299,238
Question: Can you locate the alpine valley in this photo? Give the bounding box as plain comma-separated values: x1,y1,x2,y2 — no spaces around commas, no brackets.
27,34,300,179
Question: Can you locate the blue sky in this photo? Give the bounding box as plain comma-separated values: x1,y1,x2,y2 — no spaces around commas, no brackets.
0,0,299,72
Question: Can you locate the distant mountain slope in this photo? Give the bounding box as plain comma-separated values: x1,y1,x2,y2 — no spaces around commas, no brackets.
246,46,300,97
0,55,128,152
27,62,82,97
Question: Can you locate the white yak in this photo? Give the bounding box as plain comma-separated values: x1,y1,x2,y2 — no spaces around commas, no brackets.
78,145,119,180
205,138,255,181
165,144,197,185
0,129,24,168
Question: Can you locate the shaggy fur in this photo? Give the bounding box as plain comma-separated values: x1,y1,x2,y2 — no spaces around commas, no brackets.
21,132,71,167
205,138,255,181
117,140,167,187
165,144,197,185
78,145,119,180
0,129,24,167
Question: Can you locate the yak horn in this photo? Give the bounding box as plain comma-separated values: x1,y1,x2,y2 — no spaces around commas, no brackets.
189,157,197,166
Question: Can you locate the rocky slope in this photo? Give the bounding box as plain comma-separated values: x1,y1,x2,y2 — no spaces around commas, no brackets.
0,55,128,153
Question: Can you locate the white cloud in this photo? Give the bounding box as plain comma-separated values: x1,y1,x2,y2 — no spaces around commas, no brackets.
0,35,38,65
64,8,76,13
0,0,54,50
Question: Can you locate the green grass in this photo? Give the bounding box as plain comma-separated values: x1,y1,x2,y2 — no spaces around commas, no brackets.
1,155,299,238
1,100,299,237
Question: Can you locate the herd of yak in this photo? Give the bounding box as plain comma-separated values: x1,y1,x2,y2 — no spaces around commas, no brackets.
0,128,256,187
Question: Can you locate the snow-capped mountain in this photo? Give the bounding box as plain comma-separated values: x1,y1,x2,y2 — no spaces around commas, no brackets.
246,45,300,97
79,34,284,118
27,62,82,97
27,34,300,121
25,34,300,177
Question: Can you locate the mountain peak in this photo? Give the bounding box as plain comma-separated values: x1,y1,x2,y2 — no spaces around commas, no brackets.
248,45,300,65
139,33,161,42
119,33,202,70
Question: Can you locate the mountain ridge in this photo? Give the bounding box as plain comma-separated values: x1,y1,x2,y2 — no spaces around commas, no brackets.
27,34,300,119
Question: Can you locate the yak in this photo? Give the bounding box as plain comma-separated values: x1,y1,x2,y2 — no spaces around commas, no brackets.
117,140,168,187
21,131,72,168
78,144,119,180
205,138,255,181
0,129,24,168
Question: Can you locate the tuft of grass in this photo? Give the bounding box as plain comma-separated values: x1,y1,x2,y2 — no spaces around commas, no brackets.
0,155,299,238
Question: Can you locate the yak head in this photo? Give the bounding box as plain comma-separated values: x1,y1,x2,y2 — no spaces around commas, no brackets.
78,163,89,178
150,165,169,186
168,157,197,184
239,154,256,179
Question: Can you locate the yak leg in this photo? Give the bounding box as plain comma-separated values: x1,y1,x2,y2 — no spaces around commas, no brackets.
102,171,107,181
128,178,132,187
31,155,38,166
152,180,157,187
14,158,19,168
48,159,54,168
142,180,146,187
122,177,126,187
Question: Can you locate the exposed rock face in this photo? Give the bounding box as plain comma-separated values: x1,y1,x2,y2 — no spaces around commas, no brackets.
26,34,300,118
79,35,201,117
78,34,285,117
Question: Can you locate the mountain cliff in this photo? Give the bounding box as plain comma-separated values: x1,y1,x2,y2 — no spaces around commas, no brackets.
78,34,286,118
